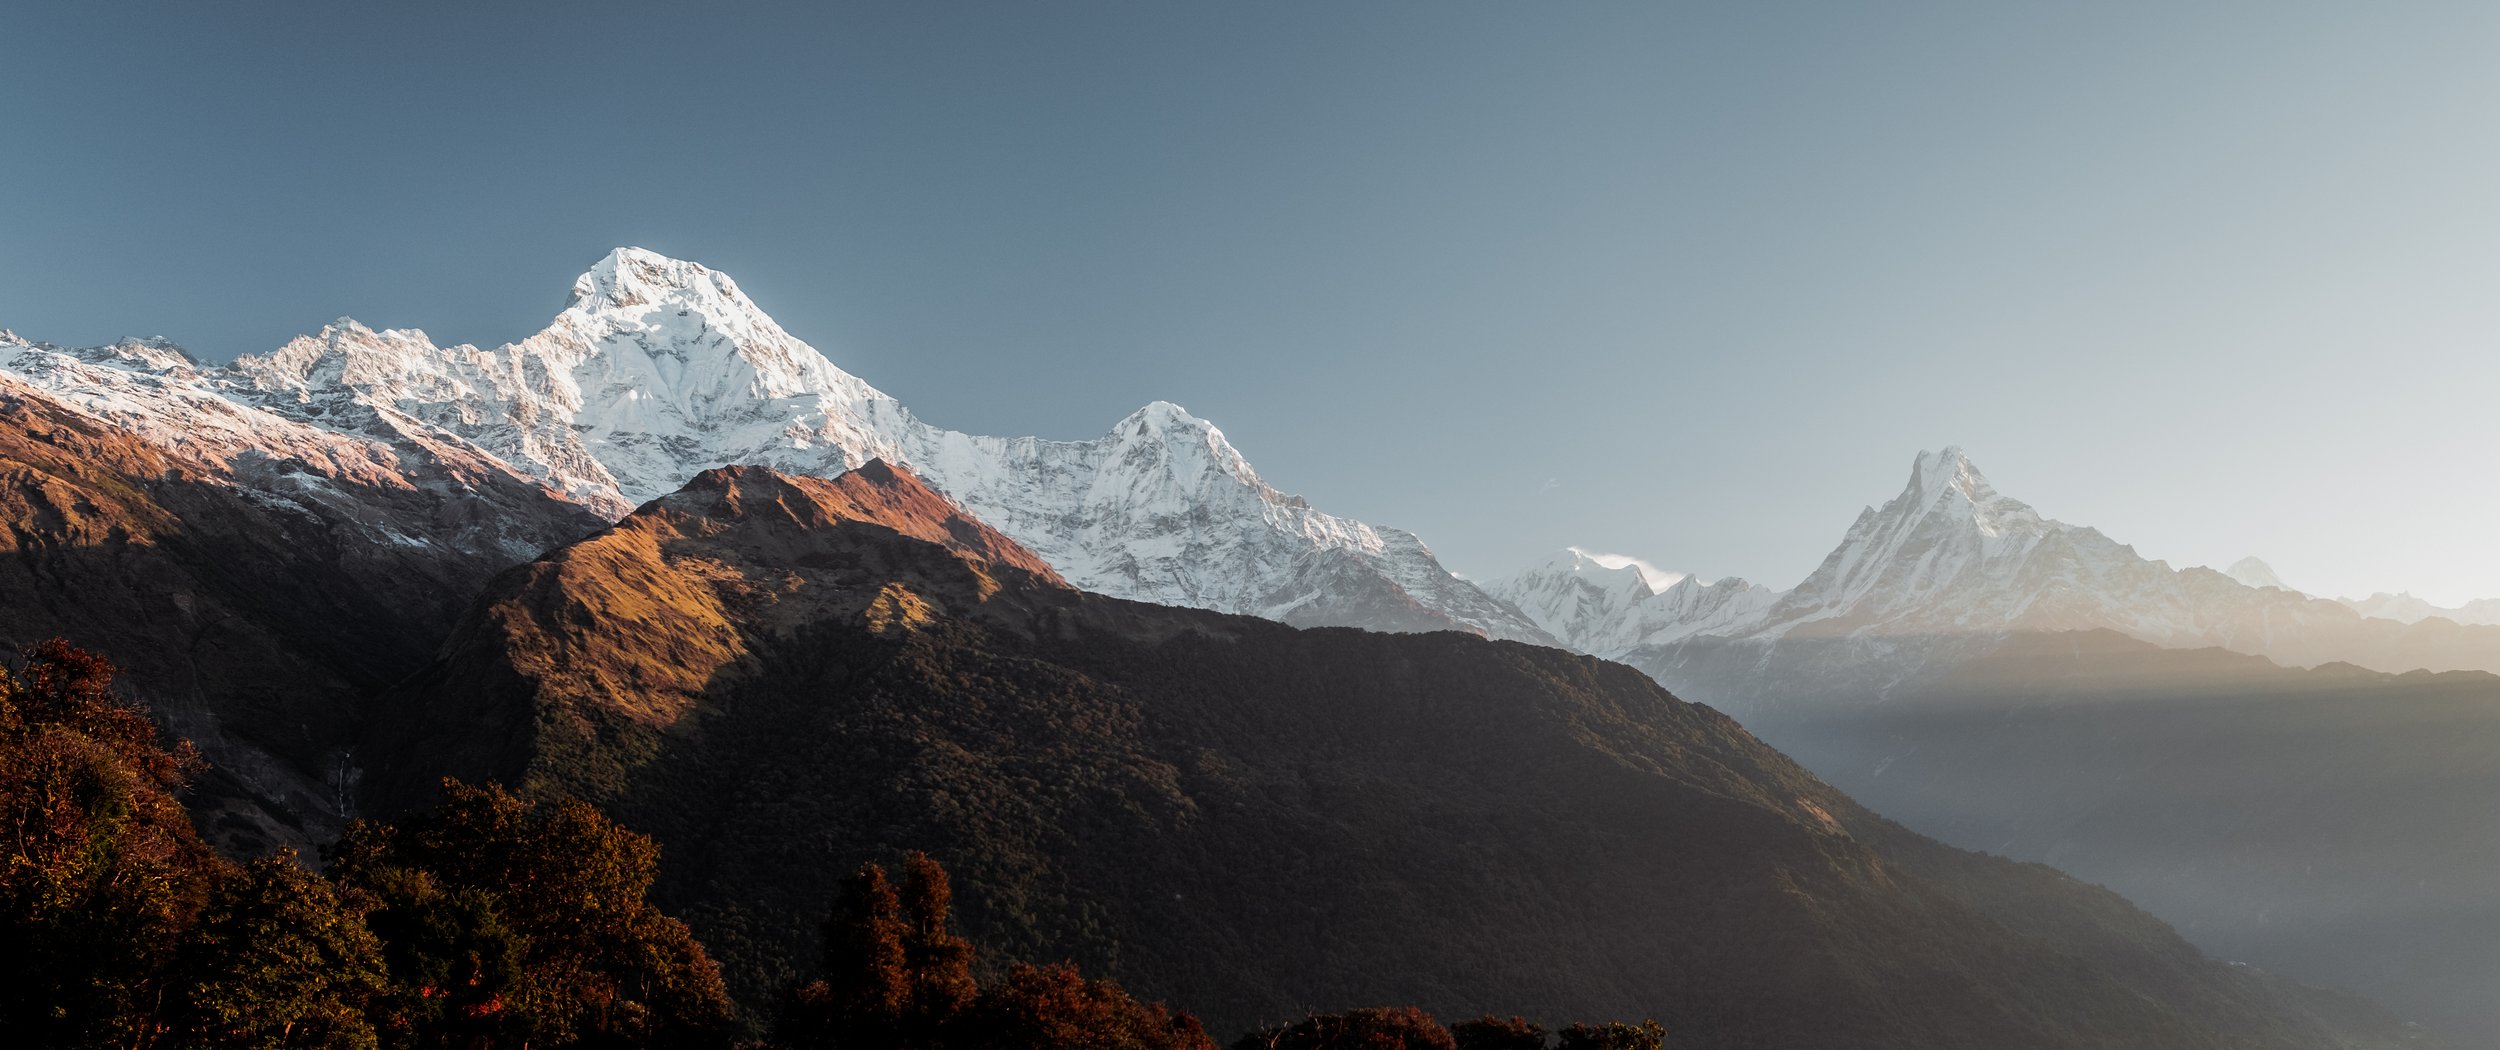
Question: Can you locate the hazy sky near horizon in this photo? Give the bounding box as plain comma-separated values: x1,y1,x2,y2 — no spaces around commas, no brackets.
6,3,2497,602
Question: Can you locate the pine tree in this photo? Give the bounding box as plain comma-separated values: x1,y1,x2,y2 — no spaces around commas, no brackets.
777,852,1218,1050
898,851,977,1029
782,863,911,1049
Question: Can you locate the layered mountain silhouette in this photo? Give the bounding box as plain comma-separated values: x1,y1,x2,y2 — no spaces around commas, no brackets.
362,460,2426,1047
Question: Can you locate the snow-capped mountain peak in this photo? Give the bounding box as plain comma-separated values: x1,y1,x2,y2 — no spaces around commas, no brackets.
1564,547,1686,594
544,247,890,409
1757,448,2058,637
1485,547,1776,657
101,336,199,372
2224,556,2291,592
1522,547,1660,601
233,319,468,400
1905,446,2046,541
567,246,738,309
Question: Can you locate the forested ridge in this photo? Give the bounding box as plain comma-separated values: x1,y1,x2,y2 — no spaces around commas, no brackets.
0,639,1673,1049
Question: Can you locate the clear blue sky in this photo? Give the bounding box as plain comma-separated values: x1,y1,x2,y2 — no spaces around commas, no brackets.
6,2,2497,603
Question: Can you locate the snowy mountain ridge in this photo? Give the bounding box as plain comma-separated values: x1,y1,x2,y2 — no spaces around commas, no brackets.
2201,556,2500,628
2337,592,2500,628
2223,556,2291,592
2,248,1549,642
1485,547,1780,658
0,331,582,564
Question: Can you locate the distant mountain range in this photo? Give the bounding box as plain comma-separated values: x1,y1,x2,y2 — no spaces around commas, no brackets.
2338,590,2500,626
1497,448,2500,719
2222,556,2500,626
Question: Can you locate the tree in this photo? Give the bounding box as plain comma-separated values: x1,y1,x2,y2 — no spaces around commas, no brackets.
776,852,1218,1050
162,851,388,1049
1451,1016,1547,1050
330,780,733,1048
351,865,529,1049
958,962,1215,1050
897,851,977,1029
0,639,222,1048
1232,1007,1458,1050
782,863,910,1049
1554,1021,1665,1050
